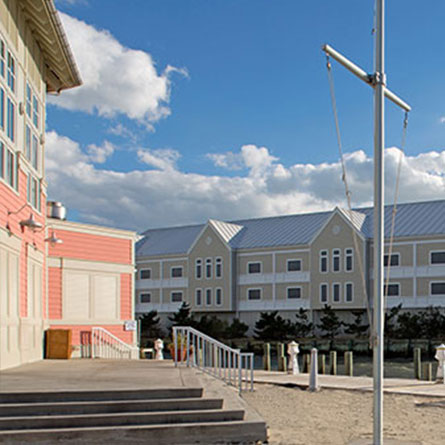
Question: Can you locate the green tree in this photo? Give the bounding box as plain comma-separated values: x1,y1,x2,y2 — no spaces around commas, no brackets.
397,311,423,339
293,308,314,338
254,311,293,342
418,306,445,339
168,302,195,333
317,304,342,339
343,310,369,337
195,315,228,340
384,303,402,338
139,310,164,344
224,318,249,339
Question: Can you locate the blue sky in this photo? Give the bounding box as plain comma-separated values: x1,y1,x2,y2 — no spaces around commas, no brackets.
47,0,445,231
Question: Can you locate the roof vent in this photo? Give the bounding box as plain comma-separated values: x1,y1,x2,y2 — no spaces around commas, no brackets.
47,201,67,220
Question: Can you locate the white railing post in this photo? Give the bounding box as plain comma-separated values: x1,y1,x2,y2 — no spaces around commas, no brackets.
186,329,190,367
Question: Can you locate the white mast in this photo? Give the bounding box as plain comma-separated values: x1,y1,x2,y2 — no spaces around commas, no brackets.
322,1,410,443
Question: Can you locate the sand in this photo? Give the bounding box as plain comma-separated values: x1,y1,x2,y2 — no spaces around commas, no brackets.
243,384,445,445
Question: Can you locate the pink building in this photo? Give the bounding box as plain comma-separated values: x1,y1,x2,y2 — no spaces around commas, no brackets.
47,213,138,357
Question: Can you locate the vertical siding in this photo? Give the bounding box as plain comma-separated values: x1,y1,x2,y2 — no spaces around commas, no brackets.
49,230,132,264
120,273,132,320
48,267,62,319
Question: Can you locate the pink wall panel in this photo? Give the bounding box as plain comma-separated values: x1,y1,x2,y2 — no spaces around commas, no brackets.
48,267,62,319
120,273,132,320
48,230,132,264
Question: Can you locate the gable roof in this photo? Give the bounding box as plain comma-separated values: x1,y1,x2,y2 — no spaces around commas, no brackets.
136,199,445,257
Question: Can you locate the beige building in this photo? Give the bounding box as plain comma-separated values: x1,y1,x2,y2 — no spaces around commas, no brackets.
135,200,445,331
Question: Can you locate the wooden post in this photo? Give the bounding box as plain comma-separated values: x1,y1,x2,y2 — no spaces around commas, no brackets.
329,351,337,375
303,353,311,373
263,343,271,371
319,353,326,375
414,347,421,380
423,363,432,382
277,343,287,372
344,351,353,376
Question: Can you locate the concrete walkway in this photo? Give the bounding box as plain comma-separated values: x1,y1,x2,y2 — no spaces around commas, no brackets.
252,370,445,397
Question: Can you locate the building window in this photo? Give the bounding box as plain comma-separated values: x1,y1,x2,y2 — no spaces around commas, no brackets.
345,283,353,302
332,283,340,302
384,283,400,297
431,252,445,265
332,249,341,272
7,52,15,92
0,40,4,77
27,175,40,209
215,257,222,278
216,288,223,306
171,267,183,278
248,262,261,274
32,96,39,129
205,258,212,279
2,144,15,188
195,259,202,279
139,269,151,280
287,287,301,299
248,288,261,300
0,88,4,130
287,259,302,272
32,135,38,170
171,291,183,303
320,283,328,303
140,293,151,303
195,289,202,306
7,98,14,141
205,288,212,306
431,282,445,296
345,248,353,272
26,84,31,117
320,250,328,273
25,125,31,160
384,253,399,267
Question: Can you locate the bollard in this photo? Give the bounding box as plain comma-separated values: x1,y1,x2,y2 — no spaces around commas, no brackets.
318,354,326,375
303,353,311,373
263,343,271,371
287,341,299,375
329,351,337,375
309,348,320,392
344,351,353,377
435,344,445,383
277,343,286,372
414,347,421,380
423,363,432,382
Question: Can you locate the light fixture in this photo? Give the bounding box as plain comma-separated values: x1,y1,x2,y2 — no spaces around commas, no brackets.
19,213,43,231
45,230,63,245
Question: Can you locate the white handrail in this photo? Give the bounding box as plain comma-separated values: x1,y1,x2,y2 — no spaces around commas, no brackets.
92,327,138,359
172,326,254,393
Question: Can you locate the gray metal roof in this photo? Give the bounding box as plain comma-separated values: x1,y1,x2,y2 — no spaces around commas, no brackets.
136,200,445,257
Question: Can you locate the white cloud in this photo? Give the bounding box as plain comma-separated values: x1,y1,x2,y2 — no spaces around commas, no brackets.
48,13,186,126
45,131,445,231
440,117,445,124
87,141,115,164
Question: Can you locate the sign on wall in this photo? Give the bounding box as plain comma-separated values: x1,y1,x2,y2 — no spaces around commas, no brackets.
124,320,137,331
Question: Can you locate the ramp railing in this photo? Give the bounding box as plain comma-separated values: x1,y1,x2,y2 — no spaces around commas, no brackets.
92,327,138,359
172,326,254,393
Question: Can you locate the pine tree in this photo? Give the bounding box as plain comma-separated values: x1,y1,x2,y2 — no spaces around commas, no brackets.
293,308,314,338
317,304,342,339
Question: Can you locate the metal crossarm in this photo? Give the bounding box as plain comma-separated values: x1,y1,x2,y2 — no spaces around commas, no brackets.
172,326,254,393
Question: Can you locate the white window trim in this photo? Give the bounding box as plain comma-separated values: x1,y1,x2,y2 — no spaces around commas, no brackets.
170,290,183,303
215,257,223,278
344,282,354,303
384,252,400,267
286,286,302,299
195,288,202,307
320,283,328,303
195,258,202,280
287,259,302,272
170,266,183,278
139,292,151,304
247,261,262,274
429,250,445,266
247,287,262,301
215,287,223,306
205,288,212,306
205,258,212,279
385,282,401,297
332,282,341,303
320,250,328,274
344,248,354,272
430,281,445,297
139,268,152,280
332,249,341,273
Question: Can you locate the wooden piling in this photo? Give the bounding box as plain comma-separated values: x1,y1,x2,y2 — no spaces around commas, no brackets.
414,347,421,380
344,351,353,376
263,343,271,371
329,350,337,375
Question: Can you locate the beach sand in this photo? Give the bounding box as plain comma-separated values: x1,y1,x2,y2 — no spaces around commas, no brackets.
243,384,445,445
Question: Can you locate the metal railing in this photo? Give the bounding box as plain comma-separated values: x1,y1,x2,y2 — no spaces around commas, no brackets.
92,327,138,359
172,326,254,393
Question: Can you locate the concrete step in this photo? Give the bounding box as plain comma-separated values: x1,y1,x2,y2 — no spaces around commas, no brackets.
0,388,203,404
0,397,223,417
0,409,245,430
0,420,268,444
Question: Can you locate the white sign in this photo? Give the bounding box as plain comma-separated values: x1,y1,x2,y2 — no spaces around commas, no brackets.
124,320,137,331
